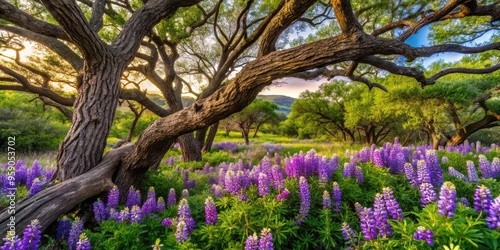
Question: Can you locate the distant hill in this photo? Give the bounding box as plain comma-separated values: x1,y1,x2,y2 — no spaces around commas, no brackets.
258,95,296,115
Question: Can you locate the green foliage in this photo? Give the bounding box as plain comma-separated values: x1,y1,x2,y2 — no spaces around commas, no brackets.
0,92,68,152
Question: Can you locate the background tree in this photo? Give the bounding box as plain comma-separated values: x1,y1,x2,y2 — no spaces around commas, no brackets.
226,98,278,145
0,0,499,237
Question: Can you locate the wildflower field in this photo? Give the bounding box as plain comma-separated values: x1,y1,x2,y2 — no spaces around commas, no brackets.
2,139,500,250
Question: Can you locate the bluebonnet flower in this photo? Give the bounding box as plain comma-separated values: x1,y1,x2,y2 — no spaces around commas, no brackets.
93,199,107,224
68,217,83,250
117,207,131,222
156,197,166,213
130,205,142,224
175,219,188,242
141,198,156,216
372,149,384,167
181,189,189,199
107,185,119,210
416,160,430,186
259,228,273,250
474,185,492,213
276,188,290,201
486,195,500,229
438,181,457,218
404,163,417,187
125,186,141,208
359,207,377,240
332,182,342,213
322,190,331,209
271,166,284,191
245,232,259,250
373,194,392,238
258,173,270,197
448,167,468,181
419,183,437,208
161,218,173,228
467,161,479,183
425,150,442,186
413,226,434,246
355,166,364,183
491,157,500,178
76,233,91,250
296,176,310,225
460,197,470,207
478,155,492,179
0,235,22,250
167,188,176,206
383,187,403,220
56,216,71,240
27,178,43,197
205,196,217,225
22,219,42,250
341,222,357,247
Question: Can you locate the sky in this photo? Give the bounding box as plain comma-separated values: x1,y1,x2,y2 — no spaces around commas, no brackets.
260,26,495,98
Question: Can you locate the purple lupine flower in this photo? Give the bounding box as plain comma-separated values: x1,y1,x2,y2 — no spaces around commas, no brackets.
372,149,384,167
359,207,377,240
130,205,142,224
274,153,281,167
416,160,431,186
413,226,434,246
0,235,22,250
162,218,173,228
117,207,131,222
419,183,437,208
181,189,189,199
167,156,175,165
56,216,71,240
245,232,259,250
322,190,331,209
45,168,55,181
156,197,166,213
271,166,284,191
373,193,392,238
126,186,139,208
342,162,355,178
441,156,449,163
448,167,468,181
15,163,28,186
467,161,479,183
22,219,42,250
212,185,224,198
107,185,120,210
425,150,442,186
76,233,91,250
93,199,108,224
404,163,417,187
355,166,364,183
167,188,176,206
146,187,157,210
141,198,155,216
27,178,43,197
237,192,249,202
296,176,311,225
341,222,357,247
491,158,500,178
437,181,457,218
332,182,342,213
258,173,270,197
175,219,188,242
383,187,403,220
354,202,363,215
486,195,500,229
276,188,290,201
474,185,492,213
359,147,371,163
460,197,470,207
479,155,492,179
108,208,118,220
225,170,239,194
68,218,83,250
259,228,273,250
318,158,331,185
178,198,191,218
205,196,218,225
